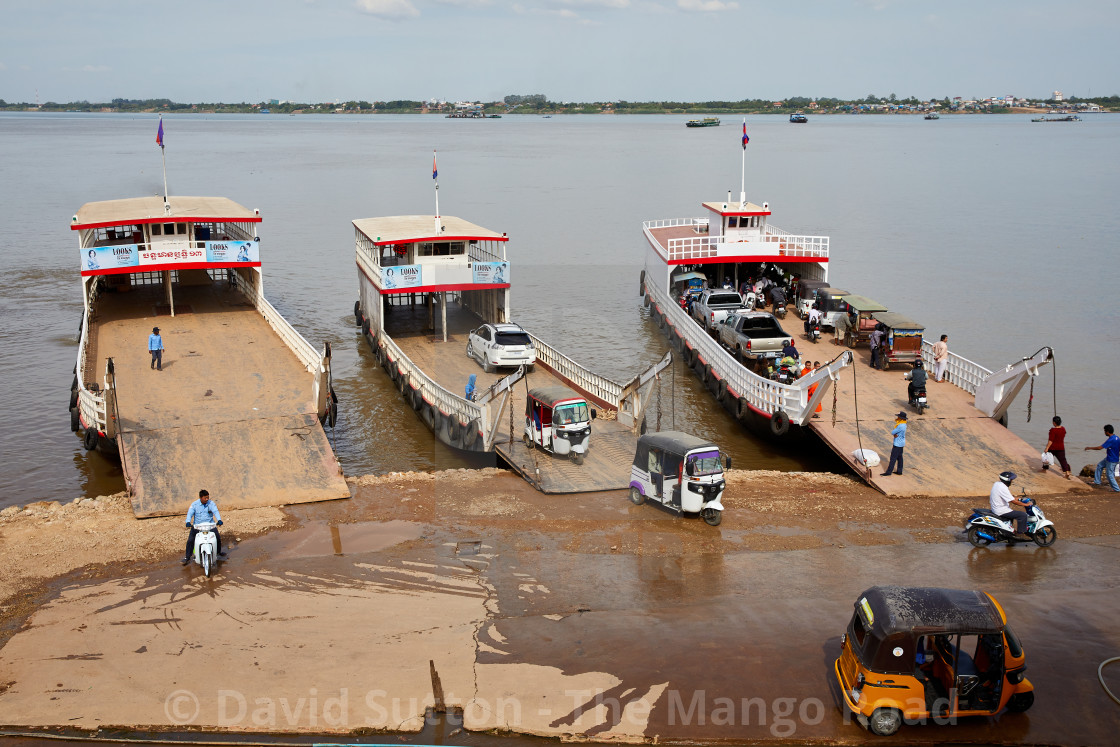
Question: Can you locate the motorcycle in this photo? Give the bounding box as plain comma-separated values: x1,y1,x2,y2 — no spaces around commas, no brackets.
909,385,928,414
772,361,799,385
808,320,822,343
190,520,221,577
965,495,1057,548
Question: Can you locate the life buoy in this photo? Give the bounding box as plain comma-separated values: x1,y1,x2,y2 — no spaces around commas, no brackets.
354,300,362,326
463,419,480,448
449,417,463,442
736,397,750,422
717,378,728,402
361,318,370,337
770,410,791,436
83,427,98,451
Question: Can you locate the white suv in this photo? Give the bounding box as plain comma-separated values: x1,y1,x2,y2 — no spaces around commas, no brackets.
467,323,536,373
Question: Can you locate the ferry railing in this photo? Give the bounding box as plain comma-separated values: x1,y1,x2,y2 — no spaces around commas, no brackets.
75,279,109,436
379,332,484,432
231,271,330,414
664,232,829,262
652,286,813,422
528,334,623,409
920,341,991,396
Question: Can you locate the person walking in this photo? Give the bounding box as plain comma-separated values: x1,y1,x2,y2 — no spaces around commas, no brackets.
1085,424,1120,492
148,326,164,371
881,412,907,476
1044,416,1072,480
933,334,949,382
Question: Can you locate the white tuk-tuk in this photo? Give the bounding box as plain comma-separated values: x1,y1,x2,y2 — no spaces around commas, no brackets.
523,386,596,464
628,431,729,526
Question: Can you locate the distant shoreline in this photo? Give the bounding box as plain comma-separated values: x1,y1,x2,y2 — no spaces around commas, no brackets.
3,107,1111,115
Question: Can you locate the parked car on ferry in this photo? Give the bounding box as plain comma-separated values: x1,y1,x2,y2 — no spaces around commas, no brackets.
466,323,535,373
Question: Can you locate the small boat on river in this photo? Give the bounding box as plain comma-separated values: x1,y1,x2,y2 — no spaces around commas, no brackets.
924,113,940,120
789,112,808,123
686,117,721,128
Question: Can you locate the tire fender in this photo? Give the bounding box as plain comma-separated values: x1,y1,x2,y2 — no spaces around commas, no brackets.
717,378,728,402
361,318,370,338
770,409,791,436
83,427,98,451
449,417,463,443
736,397,750,422
639,270,646,297
354,300,362,326
463,419,480,448
410,385,423,411
686,347,698,368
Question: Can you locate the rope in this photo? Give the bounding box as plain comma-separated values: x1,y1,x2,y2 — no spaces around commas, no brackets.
1051,353,1058,419
1101,656,1120,706
655,372,663,432
1027,375,1034,423
847,354,873,484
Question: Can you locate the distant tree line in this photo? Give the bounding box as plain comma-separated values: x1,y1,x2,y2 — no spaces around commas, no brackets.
1,93,1116,114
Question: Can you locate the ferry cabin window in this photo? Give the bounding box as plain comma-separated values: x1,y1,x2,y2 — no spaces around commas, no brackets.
728,217,738,228
418,241,465,257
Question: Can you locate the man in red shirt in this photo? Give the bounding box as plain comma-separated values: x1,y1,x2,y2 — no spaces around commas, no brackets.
1044,416,1072,480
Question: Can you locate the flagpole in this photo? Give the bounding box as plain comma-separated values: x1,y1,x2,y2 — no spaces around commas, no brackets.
433,150,440,234
740,118,746,206
159,115,169,213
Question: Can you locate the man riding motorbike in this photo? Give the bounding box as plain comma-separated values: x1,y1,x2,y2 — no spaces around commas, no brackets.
182,489,226,565
904,359,928,403
989,471,1030,537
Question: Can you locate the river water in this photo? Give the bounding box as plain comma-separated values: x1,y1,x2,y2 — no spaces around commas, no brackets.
1,112,1117,509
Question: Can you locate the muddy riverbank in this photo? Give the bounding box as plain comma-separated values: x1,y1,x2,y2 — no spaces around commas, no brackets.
1,468,1119,744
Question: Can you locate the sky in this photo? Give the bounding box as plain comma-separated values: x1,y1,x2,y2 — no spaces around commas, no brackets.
1,0,1118,104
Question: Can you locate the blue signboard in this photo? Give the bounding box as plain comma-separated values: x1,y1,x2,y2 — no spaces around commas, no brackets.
472,261,509,285
81,244,138,272
205,240,259,263
383,264,423,290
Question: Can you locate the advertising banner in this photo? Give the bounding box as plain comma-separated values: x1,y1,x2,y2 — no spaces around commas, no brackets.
383,264,423,290
81,244,138,272
472,261,509,285
139,245,206,267
205,240,259,264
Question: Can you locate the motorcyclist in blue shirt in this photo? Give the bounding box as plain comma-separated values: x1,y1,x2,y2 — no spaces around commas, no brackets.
182,489,226,565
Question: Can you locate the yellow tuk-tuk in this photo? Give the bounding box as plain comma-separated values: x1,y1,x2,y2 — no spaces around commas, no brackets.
835,585,1034,737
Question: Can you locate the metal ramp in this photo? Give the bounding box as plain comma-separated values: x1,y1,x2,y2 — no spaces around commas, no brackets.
495,428,638,494
122,414,350,518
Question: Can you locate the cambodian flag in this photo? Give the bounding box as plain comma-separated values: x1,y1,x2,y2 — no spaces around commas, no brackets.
156,117,164,148
741,120,749,149
432,151,437,179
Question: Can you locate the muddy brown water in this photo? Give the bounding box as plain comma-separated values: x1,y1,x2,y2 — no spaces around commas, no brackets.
1,113,1117,511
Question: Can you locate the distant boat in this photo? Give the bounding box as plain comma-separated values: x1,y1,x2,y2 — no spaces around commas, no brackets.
260,109,270,114
685,117,720,128
924,113,940,120
1032,114,1081,123
789,112,808,124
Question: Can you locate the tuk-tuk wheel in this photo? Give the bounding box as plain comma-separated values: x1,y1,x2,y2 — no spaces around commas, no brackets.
880,358,890,371
701,508,722,526
868,708,902,737
523,433,534,450
571,451,585,466
629,487,645,506
845,333,856,348
1006,691,1034,713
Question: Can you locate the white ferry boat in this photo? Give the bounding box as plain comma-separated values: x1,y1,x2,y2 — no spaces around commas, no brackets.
70,195,349,517
642,192,852,439
353,204,669,493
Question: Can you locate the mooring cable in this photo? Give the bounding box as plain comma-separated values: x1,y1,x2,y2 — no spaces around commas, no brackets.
1100,656,1120,706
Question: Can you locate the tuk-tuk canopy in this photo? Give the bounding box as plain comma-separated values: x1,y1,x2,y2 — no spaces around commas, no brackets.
635,431,717,458
796,279,829,300
849,586,1005,675
873,311,925,332
857,586,1004,637
843,295,889,314
527,386,585,408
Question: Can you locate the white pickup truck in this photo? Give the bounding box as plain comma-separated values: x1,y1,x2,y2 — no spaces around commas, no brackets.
691,289,747,332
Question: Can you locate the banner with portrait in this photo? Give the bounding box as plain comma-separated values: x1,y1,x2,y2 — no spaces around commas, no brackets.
472,261,509,285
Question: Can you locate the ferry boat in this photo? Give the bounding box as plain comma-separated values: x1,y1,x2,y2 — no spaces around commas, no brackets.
924,113,940,120
789,112,808,123
70,195,348,517
1031,114,1081,123
686,117,721,128
642,190,851,439
353,191,669,493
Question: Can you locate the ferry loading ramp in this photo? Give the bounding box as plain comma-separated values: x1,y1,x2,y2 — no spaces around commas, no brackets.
93,283,350,518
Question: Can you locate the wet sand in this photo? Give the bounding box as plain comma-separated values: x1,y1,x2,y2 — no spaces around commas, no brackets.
1,469,1120,744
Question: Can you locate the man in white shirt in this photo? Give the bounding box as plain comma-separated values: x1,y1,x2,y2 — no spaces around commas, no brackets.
989,471,1029,535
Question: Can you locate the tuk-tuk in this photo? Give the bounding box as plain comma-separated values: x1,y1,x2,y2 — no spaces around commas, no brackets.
835,586,1034,737
841,295,889,348
628,431,729,526
523,386,596,464
871,312,925,370
796,279,830,318
670,270,708,297
817,288,852,330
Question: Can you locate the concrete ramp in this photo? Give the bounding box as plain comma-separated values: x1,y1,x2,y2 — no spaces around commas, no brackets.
122,414,350,518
